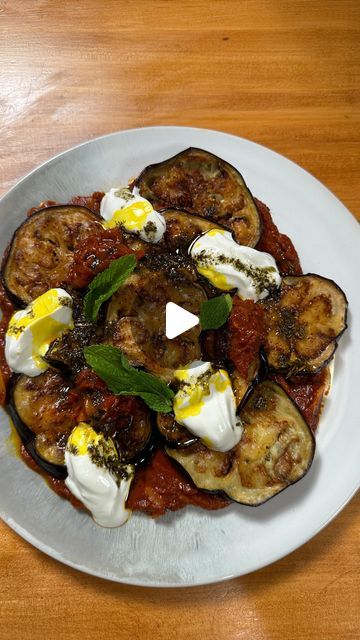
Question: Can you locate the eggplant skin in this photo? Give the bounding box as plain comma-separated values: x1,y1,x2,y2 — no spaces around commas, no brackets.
167,381,315,506
10,369,81,470
136,147,262,247
7,381,69,480
263,274,348,375
161,208,226,251
2,205,103,305
156,412,198,448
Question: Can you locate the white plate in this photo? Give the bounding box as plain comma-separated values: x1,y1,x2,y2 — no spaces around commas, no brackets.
0,127,359,587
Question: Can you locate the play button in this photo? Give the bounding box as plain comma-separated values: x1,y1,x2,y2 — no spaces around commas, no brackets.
165,302,199,339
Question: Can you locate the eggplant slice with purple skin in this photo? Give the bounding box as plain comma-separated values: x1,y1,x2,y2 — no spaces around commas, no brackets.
166,380,315,506
156,412,198,448
10,368,155,475
136,147,262,247
2,205,103,305
10,369,81,471
105,255,207,381
161,208,226,252
263,274,348,375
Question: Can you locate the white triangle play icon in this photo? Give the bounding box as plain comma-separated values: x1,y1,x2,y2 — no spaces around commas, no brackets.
165,302,199,339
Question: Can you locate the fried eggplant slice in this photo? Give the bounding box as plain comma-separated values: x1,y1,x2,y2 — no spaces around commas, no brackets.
94,397,154,465
156,412,198,448
105,257,207,380
263,274,347,375
161,208,225,251
136,148,261,247
167,380,315,505
10,370,82,467
2,205,103,304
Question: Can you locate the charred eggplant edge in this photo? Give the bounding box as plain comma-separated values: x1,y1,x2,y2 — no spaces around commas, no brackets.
156,412,199,449
1,204,103,307
136,147,262,246
166,380,316,507
265,273,348,376
7,376,68,479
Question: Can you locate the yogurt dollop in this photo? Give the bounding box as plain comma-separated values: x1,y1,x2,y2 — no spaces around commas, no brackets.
5,288,73,377
173,361,243,452
100,187,166,243
189,229,281,301
65,423,134,528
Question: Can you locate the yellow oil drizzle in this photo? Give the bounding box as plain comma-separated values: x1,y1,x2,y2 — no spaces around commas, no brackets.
67,423,102,456
206,229,226,237
196,265,230,290
104,200,153,231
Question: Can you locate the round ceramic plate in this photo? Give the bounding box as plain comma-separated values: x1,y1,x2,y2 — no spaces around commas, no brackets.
0,127,359,587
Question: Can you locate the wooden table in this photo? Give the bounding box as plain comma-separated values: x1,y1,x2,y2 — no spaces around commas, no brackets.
0,1,359,638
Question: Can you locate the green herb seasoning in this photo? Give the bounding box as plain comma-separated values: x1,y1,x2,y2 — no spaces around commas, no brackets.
197,250,277,297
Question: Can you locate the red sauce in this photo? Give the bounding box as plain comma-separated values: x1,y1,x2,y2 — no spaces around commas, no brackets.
70,191,105,214
270,369,330,432
20,445,86,511
0,284,14,406
255,199,302,276
75,368,141,430
26,191,105,217
127,449,229,516
27,201,58,216
68,227,143,288
228,298,264,378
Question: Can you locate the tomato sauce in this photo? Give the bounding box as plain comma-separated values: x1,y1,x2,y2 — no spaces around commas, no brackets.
255,199,302,276
228,298,264,379
68,227,142,288
269,369,330,432
20,445,86,511
70,191,105,214
127,449,229,516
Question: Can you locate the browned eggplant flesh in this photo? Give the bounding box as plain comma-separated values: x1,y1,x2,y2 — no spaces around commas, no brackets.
156,412,198,448
167,380,315,505
88,395,154,465
11,369,82,466
136,148,262,247
2,205,103,304
161,209,226,251
105,256,207,380
263,274,347,375
10,368,154,470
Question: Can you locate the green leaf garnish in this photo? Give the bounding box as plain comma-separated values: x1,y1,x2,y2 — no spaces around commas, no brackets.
84,344,174,413
83,254,137,321
200,294,233,330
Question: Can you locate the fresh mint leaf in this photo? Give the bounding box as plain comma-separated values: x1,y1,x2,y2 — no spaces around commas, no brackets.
83,254,137,321
200,294,233,330
84,344,174,413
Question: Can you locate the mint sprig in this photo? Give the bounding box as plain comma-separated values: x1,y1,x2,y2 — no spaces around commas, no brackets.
83,254,137,321
84,344,174,413
200,294,233,330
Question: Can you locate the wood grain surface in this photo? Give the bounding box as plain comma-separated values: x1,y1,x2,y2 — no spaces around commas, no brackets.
0,1,359,638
